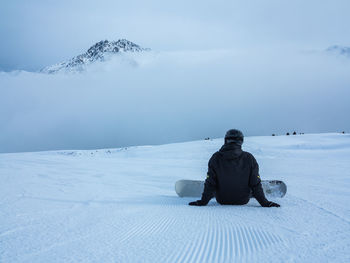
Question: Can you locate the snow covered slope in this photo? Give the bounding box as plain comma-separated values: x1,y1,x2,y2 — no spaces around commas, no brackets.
1,133,350,262
40,39,149,74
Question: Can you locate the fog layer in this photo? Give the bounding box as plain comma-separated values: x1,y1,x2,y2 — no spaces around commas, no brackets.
1,49,349,153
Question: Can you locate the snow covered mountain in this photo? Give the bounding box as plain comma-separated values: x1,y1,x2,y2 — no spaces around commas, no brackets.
40,39,150,74
326,45,350,58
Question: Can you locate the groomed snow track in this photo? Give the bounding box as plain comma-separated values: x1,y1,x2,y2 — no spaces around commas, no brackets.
1,133,350,262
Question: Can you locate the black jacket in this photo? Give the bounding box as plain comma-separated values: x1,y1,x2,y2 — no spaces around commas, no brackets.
201,143,269,206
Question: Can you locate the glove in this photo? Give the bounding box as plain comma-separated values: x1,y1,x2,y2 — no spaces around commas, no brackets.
262,201,280,207
189,200,207,206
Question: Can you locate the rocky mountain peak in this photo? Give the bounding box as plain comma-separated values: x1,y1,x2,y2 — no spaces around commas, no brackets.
326,45,350,57
40,39,149,74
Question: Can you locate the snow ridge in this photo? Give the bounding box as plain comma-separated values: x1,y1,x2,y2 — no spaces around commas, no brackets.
40,39,150,74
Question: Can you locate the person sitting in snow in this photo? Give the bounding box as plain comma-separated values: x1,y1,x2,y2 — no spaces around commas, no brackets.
189,129,280,207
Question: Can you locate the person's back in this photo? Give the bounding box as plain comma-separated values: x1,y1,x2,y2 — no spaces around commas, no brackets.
209,144,255,205
189,129,280,207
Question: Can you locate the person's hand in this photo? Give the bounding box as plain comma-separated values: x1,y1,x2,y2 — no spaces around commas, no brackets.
262,201,280,207
188,200,207,206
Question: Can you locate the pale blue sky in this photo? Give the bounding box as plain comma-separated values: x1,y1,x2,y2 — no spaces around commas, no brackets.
1,0,350,71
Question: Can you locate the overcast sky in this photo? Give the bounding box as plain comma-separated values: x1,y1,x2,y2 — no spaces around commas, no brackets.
1,0,350,71
1,0,350,153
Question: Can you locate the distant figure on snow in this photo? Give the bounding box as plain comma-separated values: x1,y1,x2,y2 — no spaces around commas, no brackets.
189,129,280,207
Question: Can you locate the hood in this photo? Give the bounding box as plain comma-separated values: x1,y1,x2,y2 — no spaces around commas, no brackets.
219,143,243,160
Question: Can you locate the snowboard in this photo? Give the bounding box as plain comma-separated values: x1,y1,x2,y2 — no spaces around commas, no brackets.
175,179,287,198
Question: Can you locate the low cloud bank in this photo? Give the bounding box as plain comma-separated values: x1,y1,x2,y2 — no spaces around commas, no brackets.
1,49,349,153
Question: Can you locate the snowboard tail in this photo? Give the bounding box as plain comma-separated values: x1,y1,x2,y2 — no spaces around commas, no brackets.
175,179,287,198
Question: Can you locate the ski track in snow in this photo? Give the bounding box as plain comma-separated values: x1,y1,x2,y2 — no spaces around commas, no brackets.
1,133,350,262
166,217,285,263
